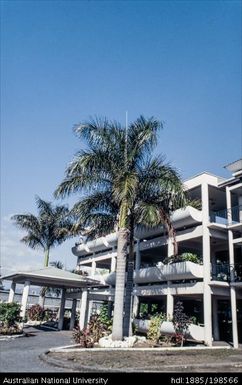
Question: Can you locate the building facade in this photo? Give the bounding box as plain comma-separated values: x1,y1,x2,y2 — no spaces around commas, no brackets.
72,159,242,347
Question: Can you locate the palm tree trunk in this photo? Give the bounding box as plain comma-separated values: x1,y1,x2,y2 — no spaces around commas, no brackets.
40,248,50,307
160,209,178,257
123,216,135,337
112,227,129,341
44,248,50,267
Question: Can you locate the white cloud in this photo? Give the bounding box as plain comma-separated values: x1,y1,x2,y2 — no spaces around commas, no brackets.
1,215,43,276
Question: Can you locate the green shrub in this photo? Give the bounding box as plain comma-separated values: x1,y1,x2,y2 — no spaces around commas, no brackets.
27,304,45,321
163,252,200,265
0,302,22,328
180,253,200,264
139,303,148,317
147,313,165,343
99,303,112,331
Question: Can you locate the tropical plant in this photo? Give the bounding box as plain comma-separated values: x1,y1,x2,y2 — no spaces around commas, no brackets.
0,302,22,327
139,303,148,318
99,303,112,330
72,326,94,348
172,301,191,346
163,252,200,265
147,313,166,344
0,302,22,334
72,313,110,348
11,196,74,267
179,252,200,264
54,116,187,340
27,304,45,321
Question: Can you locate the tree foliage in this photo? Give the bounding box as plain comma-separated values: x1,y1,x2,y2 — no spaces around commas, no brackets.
11,196,74,266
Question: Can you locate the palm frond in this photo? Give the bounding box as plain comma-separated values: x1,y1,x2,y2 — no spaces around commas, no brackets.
135,202,161,227
21,233,45,249
127,116,162,166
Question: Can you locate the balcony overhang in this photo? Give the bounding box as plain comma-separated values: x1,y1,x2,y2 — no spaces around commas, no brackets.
105,261,204,286
135,206,203,239
72,232,118,257
73,206,203,256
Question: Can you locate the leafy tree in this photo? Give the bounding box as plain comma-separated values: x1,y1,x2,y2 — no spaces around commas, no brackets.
55,116,187,340
11,196,74,267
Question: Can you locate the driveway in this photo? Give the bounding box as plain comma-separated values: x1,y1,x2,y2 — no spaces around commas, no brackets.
0,326,73,372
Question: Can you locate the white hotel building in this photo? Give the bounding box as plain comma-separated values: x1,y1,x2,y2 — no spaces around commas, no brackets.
4,159,242,348
71,159,242,347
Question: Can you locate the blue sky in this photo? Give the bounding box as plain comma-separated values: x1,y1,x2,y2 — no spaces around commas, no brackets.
1,0,241,277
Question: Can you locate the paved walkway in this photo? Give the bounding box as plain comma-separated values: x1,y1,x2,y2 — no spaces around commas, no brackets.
0,326,73,372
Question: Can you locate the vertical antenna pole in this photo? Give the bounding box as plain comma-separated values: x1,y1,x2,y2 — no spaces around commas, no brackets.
125,111,128,165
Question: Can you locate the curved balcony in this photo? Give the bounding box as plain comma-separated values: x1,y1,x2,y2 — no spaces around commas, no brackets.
73,206,203,257
135,206,202,238
104,261,204,286
72,233,117,256
133,319,205,342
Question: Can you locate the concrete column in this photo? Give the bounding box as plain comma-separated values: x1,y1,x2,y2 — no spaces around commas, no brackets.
132,295,139,318
230,286,239,348
111,255,116,272
20,280,30,319
58,289,66,330
79,289,88,330
202,182,213,346
228,228,239,348
8,281,16,303
226,187,232,225
212,296,220,341
238,195,242,222
166,283,174,320
135,240,141,270
69,298,77,330
167,238,173,258
91,260,96,277
228,229,235,275
87,300,93,322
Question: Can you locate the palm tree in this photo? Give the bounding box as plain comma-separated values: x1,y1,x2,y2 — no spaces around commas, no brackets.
54,116,188,340
11,196,74,267
67,155,187,337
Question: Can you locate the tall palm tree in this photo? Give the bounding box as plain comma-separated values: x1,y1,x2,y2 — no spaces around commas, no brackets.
68,155,187,336
54,116,187,340
54,116,161,340
11,196,74,267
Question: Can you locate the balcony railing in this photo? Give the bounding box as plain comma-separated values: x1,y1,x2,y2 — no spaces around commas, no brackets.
210,205,242,225
211,263,242,282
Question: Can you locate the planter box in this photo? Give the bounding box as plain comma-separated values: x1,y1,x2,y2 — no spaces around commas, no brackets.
134,319,205,342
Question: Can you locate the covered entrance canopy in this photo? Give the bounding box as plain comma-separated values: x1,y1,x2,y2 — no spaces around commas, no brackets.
2,266,104,289
2,267,105,330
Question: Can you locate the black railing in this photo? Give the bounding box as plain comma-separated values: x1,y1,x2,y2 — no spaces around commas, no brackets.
211,263,242,282
210,205,242,225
